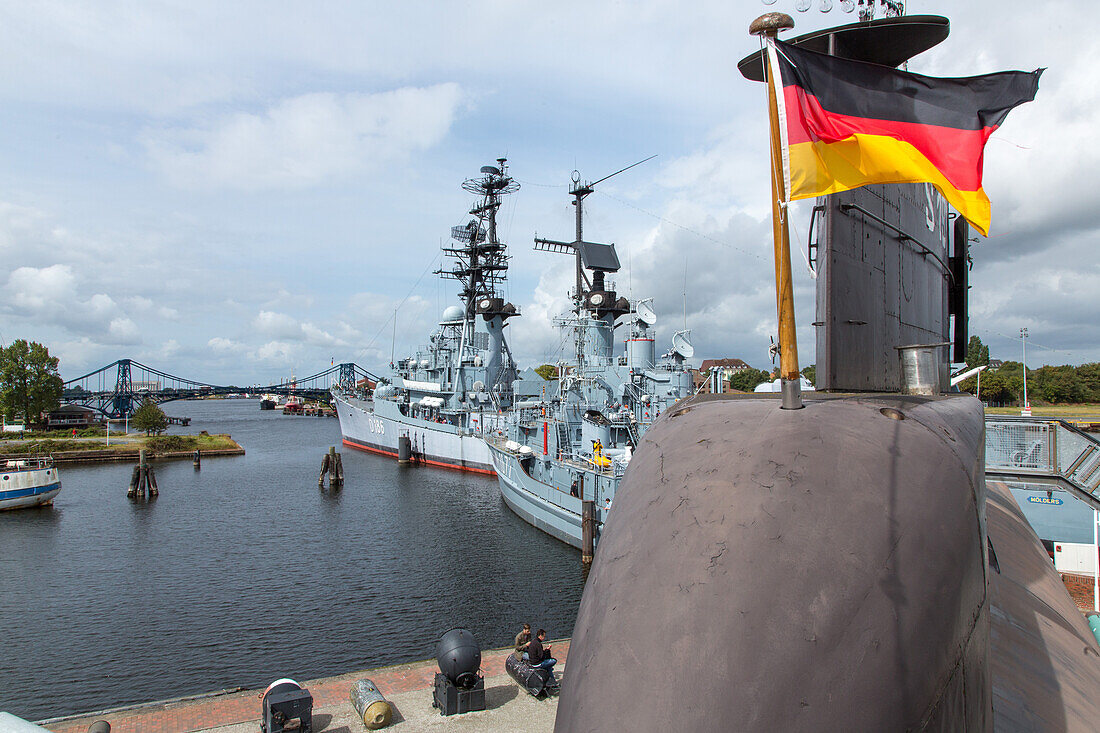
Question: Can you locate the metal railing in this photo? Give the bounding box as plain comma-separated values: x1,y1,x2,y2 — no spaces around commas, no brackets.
986,417,1100,509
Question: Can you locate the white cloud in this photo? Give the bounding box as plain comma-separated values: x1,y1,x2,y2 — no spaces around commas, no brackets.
253,340,300,364
143,84,466,190
107,317,140,344
208,337,241,352
253,310,302,339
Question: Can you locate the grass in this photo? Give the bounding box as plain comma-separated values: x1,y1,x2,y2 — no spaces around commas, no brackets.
0,433,240,456
985,404,1100,420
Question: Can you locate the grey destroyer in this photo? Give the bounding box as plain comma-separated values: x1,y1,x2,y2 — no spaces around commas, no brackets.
333,160,523,473
487,169,695,548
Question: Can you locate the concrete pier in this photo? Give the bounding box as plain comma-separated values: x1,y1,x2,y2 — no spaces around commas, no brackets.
40,641,569,733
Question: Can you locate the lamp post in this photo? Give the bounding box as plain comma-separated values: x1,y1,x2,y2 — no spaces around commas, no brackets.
1020,327,1030,416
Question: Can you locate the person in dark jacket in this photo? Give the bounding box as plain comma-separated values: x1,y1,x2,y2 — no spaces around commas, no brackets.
526,629,556,670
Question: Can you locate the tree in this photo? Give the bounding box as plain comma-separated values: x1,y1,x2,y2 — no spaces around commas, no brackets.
1075,363,1100,402
534,364,558,381
959,369,1015,404
730,368,771,393
801,364,816,386
0,339,63,426
132,399,168,435
965,336,990,368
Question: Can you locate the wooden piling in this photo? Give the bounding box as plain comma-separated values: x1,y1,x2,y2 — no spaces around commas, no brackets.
128,450,158,498
319,447,343,489
581,500,595,564
127,466,140,497
331,447,343,488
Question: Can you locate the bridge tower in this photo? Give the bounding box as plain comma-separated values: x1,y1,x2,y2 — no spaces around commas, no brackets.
112,358,135,418
338,363,357,391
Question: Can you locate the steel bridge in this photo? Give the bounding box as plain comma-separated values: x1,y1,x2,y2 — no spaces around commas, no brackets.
61,359,380,418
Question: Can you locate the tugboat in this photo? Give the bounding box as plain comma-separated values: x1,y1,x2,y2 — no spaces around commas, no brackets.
487,169,695,548
332,161,523,473
0,457,61,510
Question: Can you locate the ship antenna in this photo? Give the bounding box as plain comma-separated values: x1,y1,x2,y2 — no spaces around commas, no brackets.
566,155,657,313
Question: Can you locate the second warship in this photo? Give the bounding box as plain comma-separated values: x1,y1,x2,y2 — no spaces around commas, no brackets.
332,161,523,473
487,170,695,548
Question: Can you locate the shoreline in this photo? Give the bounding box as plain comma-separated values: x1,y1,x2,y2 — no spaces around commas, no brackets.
39,639,570,732
0,441,245,466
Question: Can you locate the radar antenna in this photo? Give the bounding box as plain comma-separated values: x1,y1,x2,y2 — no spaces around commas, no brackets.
438,158,520,318
533,155,657,314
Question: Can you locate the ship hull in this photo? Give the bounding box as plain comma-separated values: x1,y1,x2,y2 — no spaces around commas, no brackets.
0,465,62,511
334,393,497,474
488,442,608,549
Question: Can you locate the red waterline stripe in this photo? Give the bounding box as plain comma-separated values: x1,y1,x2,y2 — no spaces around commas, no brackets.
341,438,497,476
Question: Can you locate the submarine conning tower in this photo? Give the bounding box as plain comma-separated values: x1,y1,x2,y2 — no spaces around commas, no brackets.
557,14,1030,732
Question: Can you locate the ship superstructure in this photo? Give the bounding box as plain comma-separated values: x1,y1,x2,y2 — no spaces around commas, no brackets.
333,161,521,473
487,170,694,547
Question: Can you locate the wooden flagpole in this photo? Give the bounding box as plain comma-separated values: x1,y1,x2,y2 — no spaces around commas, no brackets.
751,12,803,410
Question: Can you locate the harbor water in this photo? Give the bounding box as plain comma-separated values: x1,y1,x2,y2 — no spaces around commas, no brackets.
0,400,586,721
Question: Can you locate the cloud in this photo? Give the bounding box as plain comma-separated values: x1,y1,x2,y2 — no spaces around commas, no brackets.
208,337,242,353
253,310,302,339
253,340,300,364
108,318,141,344
143,84,466,189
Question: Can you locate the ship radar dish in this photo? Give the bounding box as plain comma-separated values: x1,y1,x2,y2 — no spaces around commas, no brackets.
636,299,657,326
462,164,520,196
671,330,694,359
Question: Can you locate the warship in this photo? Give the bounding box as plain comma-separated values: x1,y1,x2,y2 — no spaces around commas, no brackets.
487,168,695,549
558,8,1100,733
332,161,523,473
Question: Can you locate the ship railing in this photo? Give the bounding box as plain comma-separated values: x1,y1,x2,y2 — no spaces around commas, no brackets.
5,455,52,469
985,416,1100,510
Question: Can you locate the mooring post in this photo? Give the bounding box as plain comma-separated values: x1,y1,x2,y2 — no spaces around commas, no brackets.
331,447,343,488
127,465,140,498
193,449,201,469
138,450,148,496
581,499,595,564
319,451,331,488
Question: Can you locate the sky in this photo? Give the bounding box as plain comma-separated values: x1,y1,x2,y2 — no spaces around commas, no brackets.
1,1,1096,385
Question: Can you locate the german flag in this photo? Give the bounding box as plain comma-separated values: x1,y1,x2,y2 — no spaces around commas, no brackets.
769,40,1042,236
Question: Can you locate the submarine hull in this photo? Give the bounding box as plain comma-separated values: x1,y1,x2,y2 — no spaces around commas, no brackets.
556,394,989,732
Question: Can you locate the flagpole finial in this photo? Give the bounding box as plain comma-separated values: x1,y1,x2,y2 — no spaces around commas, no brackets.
750,12,794,37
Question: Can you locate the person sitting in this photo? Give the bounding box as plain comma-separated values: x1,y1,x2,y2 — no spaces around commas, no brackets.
526,629,556,670
514,623,531,660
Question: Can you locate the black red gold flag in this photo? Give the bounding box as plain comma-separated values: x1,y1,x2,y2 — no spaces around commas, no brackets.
767,39,1042,236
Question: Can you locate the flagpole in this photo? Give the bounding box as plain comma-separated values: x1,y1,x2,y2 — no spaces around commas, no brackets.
751,13,802,410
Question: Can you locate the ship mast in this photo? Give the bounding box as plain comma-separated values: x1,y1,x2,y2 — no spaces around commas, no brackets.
438,159,519,354
752,13,804,410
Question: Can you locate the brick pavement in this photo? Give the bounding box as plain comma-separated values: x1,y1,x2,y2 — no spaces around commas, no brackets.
1061,571,1098,613
42,641,569,733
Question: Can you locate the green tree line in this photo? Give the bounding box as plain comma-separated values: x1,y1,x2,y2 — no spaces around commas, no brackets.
957,336,1100,405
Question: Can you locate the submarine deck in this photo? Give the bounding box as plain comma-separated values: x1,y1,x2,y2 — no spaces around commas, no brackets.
40,641,570,733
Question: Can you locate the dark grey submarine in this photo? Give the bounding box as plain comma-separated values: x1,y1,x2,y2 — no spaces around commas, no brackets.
556,12,1100,732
